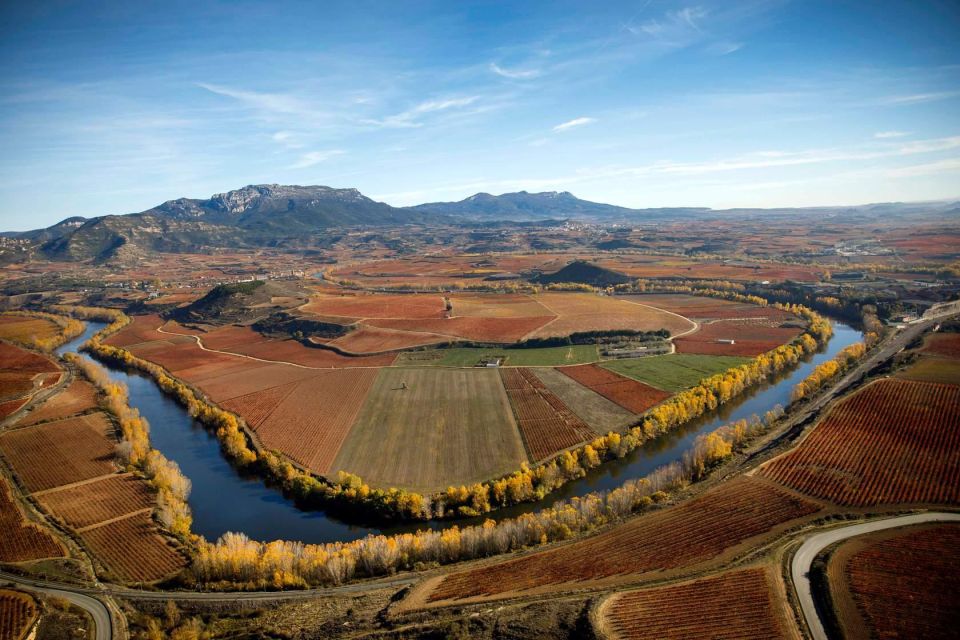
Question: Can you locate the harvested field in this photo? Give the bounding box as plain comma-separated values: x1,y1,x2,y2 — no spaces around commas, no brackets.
331,368,527,492
0,589,37,640
623,294,793,322
79,511,186,583
922,332,960,359
0,315,59,343
830,524,960,640
532,367,635,433
252,369,379,474
367,316,552,343
601,567,798,640
530,293,695,339
301,293,446,320
450,293,554,318
558,364,671,414
898,357,960,385
0,413,117,492
501,368,597,461
328,326,447,353
18,379,98,426
675,320,803,356
395,344,598,367
759,379,960,506
602,353,751,392
38,474,154,529
0,478,64,562
103,314,165,347
423,477,822,603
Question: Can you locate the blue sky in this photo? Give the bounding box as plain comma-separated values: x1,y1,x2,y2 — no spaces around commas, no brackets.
1,0,959,230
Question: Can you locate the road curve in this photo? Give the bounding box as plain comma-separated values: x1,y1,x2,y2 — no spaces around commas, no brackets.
0,572,114,640
791,512,960,640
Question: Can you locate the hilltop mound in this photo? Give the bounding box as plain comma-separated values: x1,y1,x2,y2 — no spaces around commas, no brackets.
536,261,632,286
167,280,309,325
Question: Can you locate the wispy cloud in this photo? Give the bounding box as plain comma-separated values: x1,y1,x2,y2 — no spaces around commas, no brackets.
707,41,743,55
883,157,960,178
490,63,540,80
288,150,344,169
271,130,305,149
553,116,596,132
880,90,960,105
874,130,910,139
197,82,316,116
366,96,480,128
631,6,708,38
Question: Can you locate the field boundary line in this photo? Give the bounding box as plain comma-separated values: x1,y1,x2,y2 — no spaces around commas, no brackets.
75,507,153,533
616,296,700,338
32,472,127,497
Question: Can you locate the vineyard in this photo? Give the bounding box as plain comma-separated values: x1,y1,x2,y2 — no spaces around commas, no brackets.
367,315,552,342
426,477,822,602
839,524,960,640
529,293,695,338
79,511,187,583
329,326,447,353
301,292,447,320
0,590,37,640
624,293,793,321
0,413,117,492
18,378,98,426
558,364,671,414
220,381,300,428
38,473,154,529
601,567,796,640
0,478,64,562
501,368,597,461
251,369,379,474
531,367,635,433
675,319,803,356
0,315,59,343
450,293,553,318
759,379,960,506
922,332,960,359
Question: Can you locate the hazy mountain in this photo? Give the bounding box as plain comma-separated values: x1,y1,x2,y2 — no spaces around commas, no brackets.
408,190,661,221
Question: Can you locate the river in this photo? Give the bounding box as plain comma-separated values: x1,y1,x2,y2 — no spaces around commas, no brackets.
57,320,862,544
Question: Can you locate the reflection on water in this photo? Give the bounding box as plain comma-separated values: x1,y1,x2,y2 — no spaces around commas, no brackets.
59,320,861,543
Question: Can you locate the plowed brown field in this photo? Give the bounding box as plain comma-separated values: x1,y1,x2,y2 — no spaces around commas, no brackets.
424,477,822,603
558,364,671,414
0,478,64,562
601,567,797,640
759,378,960,506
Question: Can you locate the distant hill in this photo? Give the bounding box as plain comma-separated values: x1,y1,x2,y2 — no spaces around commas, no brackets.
536,260,632,286
38,184,442,262
408,191,651,221
167,279,310,325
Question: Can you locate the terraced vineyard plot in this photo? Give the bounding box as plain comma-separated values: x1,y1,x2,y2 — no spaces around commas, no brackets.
532,367,635,433
759,379,960,506
80,511,186,583
602,353,752,392
0,478,64,562
502,368,597,461
253,369,378,474
424,477,822,603
18,379,98,426
38,474,154,529
833,525,960,640
0,590,37,640
0,413,117,492
601,567,797,640
331,368,526,492
558,364,671,414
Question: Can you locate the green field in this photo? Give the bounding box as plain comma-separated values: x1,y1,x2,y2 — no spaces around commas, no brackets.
395,344,599,367
897,358,960,385
329,367,527,493
601,353,751,391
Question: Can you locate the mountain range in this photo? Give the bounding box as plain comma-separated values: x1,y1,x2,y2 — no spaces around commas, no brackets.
5,183,958,263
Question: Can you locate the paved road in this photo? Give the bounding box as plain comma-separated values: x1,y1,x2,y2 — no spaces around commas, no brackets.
791,512,960,640
0,572,114,640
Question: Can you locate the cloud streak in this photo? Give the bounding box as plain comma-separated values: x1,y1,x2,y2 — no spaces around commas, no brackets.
490,63,540,80
553,116,596,132
288,150,344,169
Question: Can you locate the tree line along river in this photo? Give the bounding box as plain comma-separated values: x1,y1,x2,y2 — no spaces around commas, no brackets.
57,319,862,544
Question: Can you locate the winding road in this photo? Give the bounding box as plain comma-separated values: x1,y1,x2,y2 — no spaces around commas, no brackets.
791,512,960,640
